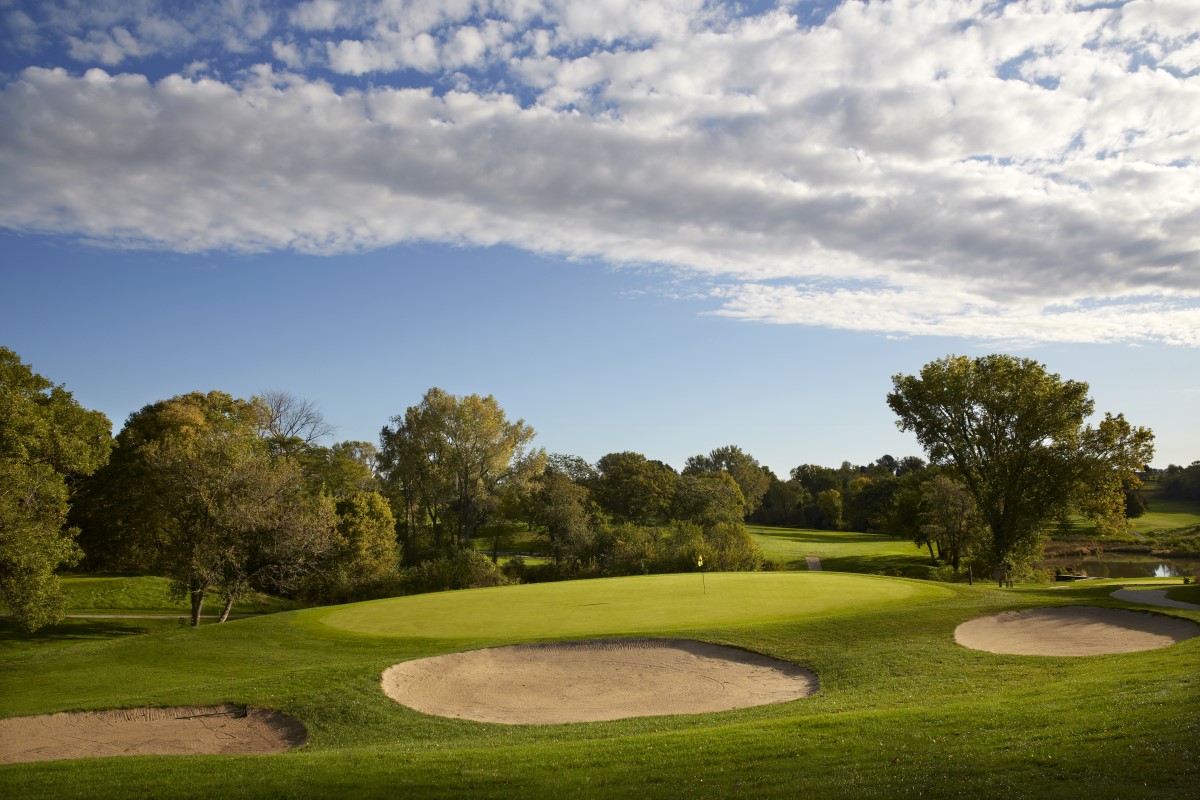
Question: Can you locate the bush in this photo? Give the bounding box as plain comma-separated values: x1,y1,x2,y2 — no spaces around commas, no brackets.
402,549,511,594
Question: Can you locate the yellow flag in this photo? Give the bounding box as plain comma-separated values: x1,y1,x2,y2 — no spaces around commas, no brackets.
697,554,704,568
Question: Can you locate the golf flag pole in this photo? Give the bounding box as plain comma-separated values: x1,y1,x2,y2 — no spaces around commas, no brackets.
698,553,705,594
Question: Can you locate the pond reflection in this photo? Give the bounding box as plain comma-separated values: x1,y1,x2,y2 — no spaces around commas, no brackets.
1040,557,1200,579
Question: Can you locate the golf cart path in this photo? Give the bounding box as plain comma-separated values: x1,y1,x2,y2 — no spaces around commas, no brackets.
1110,588,1200,610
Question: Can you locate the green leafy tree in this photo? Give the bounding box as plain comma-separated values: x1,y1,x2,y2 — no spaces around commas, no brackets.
525,466,595,566
379,388,544,550
302,440,379,497
816,488,844,530
594,451,677,523
683,445,770,517
751,473,810,526
80,392,336,625
0,348,112,631
378,399,457,554
672,471,746,528
919,475,985,572
1160,461,1200,501
888,354,1154,571
703,521,763,571
320,490,398,598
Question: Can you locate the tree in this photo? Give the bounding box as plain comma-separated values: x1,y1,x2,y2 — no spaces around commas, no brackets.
302,440,379,497
319,490,398,598
815,488,844,530
919,475,985,571
378,388,544,549
525,466,595,566
80,391,336,625
594,451,677,523
259,389,336,455
672,472,746,528
0,348,112,631
683,445,770,517
1160,461,1200,501
888,354,1154,571
751,472,810,527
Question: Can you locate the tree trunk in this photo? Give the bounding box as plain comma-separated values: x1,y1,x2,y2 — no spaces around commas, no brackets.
218,594,236,623
189,582,206,627
925,540,937,565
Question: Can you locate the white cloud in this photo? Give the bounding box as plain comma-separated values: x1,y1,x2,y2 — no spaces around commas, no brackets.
710,283,1200,347
292,0,343,31
2,1,1199,346
272,39,305,69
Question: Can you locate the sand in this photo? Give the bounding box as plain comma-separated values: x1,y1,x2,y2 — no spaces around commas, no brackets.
954,606,1200,656
0,704,307,765
382,638,818,724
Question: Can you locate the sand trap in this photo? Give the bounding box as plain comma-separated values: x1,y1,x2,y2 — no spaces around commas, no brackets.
382,638,818,724
954,606,1200,656
0,705,307,764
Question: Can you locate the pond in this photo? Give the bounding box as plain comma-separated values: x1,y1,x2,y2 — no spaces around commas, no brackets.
1039,556,1200,579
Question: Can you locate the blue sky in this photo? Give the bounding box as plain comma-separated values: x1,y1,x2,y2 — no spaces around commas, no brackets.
2,1,1198,474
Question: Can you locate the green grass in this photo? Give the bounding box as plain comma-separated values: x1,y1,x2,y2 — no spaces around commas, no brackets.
1,574,1198,799
1126,484,1200,534
53,575,299,616
1165,583,1200,604
749,525,933,576
320,572,951,639
471,527,551,556
1131,496,1200,532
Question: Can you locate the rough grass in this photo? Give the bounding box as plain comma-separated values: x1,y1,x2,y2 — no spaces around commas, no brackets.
1,575,1197,799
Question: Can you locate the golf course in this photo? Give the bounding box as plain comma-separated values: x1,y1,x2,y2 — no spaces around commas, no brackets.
3,563,1198,799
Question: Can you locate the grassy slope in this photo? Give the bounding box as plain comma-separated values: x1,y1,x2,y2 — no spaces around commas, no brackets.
1137,482,1200,521
2,574,1197,799
1131,496,1200,532
322,572,951,638
50,575,300,616
748,525,932,576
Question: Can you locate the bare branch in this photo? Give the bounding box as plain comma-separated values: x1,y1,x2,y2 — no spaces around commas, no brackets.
258,390,336,445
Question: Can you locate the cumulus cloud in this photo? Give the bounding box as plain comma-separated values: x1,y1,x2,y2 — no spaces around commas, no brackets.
1,0,1198,346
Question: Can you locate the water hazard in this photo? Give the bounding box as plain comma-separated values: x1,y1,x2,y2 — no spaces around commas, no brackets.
1040,556,1200,579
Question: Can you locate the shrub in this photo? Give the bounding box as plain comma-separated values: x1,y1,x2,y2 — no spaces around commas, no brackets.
402,549,511,594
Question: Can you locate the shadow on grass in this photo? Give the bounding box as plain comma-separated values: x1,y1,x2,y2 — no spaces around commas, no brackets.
755,530,900,545
821,554,939,579
0,617,180,651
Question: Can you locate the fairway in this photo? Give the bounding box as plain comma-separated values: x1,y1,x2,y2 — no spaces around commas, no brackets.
748,525,931,575
319,571,951,639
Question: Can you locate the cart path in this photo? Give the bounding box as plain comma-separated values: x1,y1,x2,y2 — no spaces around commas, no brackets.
1110,588,1200,610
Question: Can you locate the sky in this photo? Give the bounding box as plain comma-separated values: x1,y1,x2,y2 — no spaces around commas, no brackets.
1,0,1198,475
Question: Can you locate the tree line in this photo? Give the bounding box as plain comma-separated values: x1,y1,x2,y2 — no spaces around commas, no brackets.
1,347,1157,631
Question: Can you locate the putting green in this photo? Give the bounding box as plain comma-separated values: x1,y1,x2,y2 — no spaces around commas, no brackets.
317,571,952,639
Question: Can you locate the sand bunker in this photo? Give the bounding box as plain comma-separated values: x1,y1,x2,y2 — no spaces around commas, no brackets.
382,638,818,724
0,704,307,764
954,606,1200,656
